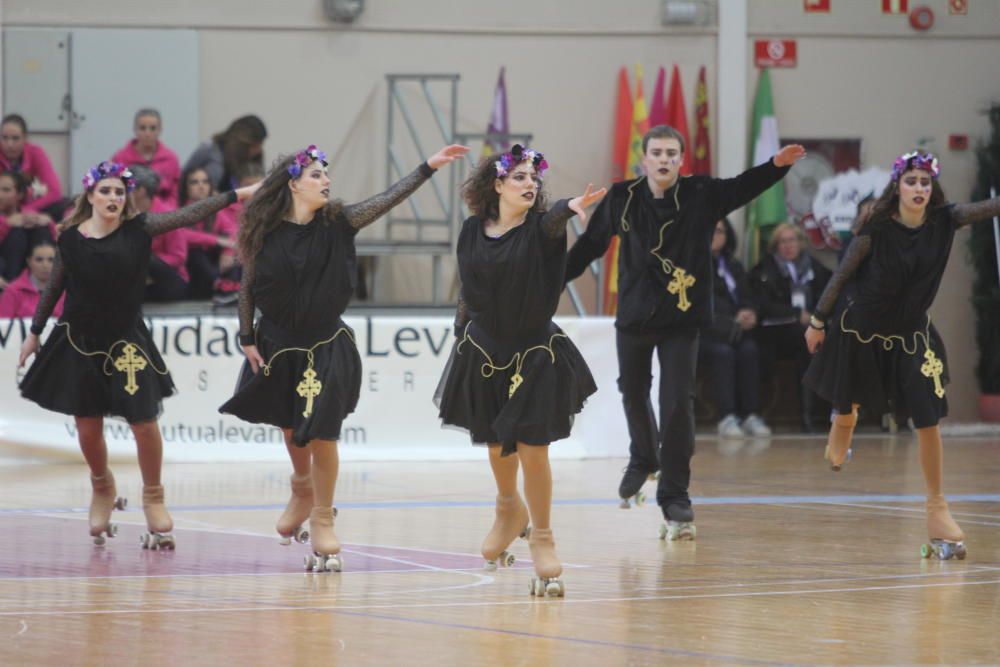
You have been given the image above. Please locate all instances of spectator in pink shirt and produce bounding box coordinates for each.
[0,114,63,218]
[0,170,56,286]
[0,238,64,318]
[129,165,186,302]
[112,109,181,203]
[181,165,237,298]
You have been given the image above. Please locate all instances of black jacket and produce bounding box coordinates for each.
[703,254,756,344]
[565,159,790,332]
[749,252,831,325]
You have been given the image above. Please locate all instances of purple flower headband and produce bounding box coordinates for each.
[495,144,548,178]
[288,145,328,178]
[891,151,940,181]
[82,161,135,192]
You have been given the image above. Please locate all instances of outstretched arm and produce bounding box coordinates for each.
[714,144,805,217]
[541,184,608,239]
[564,194,615,284]
[144,182,260,236]
[951,196,1000,229]
[805,233,872,353]
[20,250,68,366]
[341,144,469,231]
[237,253,265,373]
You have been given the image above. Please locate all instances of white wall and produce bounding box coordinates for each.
[3,0,998,420]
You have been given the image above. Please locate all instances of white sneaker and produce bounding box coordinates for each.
[717,414,743,438]
[742,414,772,437]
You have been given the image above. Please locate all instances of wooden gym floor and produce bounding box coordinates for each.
[0,434,998,666]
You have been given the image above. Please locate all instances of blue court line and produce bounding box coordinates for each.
[2,493,998,515]
[331,608,807,667]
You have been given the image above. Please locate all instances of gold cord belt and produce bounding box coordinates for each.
[257,327,355,418]
[58,322,168,396]
[838,309,945,398]
[457,322,567,398]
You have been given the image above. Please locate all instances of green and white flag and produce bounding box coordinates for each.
[746,68,787,265]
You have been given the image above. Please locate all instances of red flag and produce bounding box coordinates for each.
[664,65,692,176]
[882,0,908,13]
[648,66,667,127]
[604,67,635,314]
[611,67,633,183]
[690,66,712,176]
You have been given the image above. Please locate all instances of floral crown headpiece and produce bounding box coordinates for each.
[287,145,328,178]
[495,144,548,178]
[891,151,940,181]
[82,161,135,192]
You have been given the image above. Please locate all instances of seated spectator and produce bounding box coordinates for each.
[700,218,770,438]
[0,170,55,286]
[112,108,181,202]
[0,238,64,318]
[181,165,236,298]
[130,165,187,302]
[210,162,264,305]
[183,114,267,193]
[0,114,63,219]
[750,222,831,432]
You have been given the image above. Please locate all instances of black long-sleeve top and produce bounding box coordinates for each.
[30,191,238,339]
[238,163,434,345]
[565,159,790,332]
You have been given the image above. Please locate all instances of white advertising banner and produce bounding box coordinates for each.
[0,316,630,462]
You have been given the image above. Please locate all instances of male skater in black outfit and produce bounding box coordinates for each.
[565,125,804,538]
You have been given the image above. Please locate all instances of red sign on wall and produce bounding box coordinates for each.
[804,0,830,11]
[754,40,798,68]
[882,0,909,13]
[949,0,967,15]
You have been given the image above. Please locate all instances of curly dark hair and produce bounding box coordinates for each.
[461,154,548,221]
[237,153,343,263]
[865,156,947,233]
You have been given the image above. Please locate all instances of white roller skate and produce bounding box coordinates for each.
[139,484,175,550]
[277,474,313,545]
[658,502,697,541]
[304,507,343,572]
[89,471,127,546]
[618,465,659,509]
[527,528,564,597]
[482,494,530,571]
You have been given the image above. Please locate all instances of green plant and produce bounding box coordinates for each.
[969,103,1000,394]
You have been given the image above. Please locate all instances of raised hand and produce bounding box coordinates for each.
[568,184,608,224]
[427,145,470,170]
[236,180,263,202]
[774,144,806,168]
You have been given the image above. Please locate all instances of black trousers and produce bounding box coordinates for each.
[616,327,698,509]
[699,336,761,418]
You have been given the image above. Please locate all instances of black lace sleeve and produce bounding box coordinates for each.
[342,163,435,231]
[454,289,470,337]
[950,197,1000,229]
[143,191,238,237]
[539,199,573,239]
[29,249,67,335]
[237,253,257,346]
[813,234,871,322]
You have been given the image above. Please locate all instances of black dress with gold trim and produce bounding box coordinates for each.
[435,200,597,455]
[219,163,435,446]
[804,199,1000,428]
[20,192,239,423]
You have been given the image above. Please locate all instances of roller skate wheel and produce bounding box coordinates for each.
[295,527,310,544]
[920,543,932,559]
[325,555,342,572]
[500,551,516,567]
[93,535,106,546]
[618,499,631,509]
[634,491,645,507]
[956,545,967,560]
[483,560,498,572]
[304,555,315,571]
[279,536,292,546]
[139,533,149,549]
[529,577,544,596]
[520,525,532,540]
[545,579,565,597]
[108,524,118,538]
[160,535,176,550]
[114,497,127,511]
[658,523,667,540]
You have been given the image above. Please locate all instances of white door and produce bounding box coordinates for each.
[69,29,199,195]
